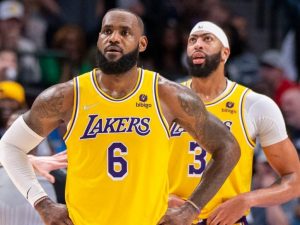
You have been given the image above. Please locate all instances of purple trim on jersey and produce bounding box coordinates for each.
[240,88,255,148]
[153,73,170,137]
[92,69,143,102]
[205,82,237,106]
[63,77,79,141]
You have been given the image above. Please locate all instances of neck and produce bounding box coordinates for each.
[96,66,139,99]
[191,71,227,102]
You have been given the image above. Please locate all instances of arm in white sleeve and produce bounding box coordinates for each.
[0,115,48,206]
[245,92,288,147]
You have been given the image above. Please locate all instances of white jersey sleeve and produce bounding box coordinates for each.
[244,91,288,147]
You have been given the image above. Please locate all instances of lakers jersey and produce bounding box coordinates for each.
[64,68,170,225]
[169,79,255,219]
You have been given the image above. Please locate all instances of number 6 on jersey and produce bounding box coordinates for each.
[108,142,128,180]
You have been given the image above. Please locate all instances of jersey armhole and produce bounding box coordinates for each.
[63,76,80,141]
[153,73,170,138]
[240,89,256,148]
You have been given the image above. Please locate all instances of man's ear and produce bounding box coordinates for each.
[222,47,230,63]
[139,36,148,53]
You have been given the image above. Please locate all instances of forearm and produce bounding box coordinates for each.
[0,143,47,205]
[243,173,300,207]
[188,140,240,209]
[0,116,48,206]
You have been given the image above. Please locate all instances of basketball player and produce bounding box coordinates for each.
[168,21,300,225]
[0,10,240,225]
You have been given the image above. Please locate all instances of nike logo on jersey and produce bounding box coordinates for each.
[83,102,101,110]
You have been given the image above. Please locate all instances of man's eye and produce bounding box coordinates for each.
[103,29,111,35]
[189,38,196,43]
[121,30,129,36]
[204,36,212,41]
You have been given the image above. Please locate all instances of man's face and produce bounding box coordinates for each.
[186,32,224,78]
[96,10,146,74]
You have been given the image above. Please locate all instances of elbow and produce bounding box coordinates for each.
[281,170,300,200]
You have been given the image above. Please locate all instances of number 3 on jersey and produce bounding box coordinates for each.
[188,141,207,177]
[108,142,128,180]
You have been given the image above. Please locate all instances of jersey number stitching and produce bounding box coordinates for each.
[188,141,207,177]
[107,142,128,180]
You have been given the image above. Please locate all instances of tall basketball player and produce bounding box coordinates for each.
[0,10,240,225]
[168,21,300,225]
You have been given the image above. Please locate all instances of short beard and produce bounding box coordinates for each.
[97,46,139,74]
[186,51,221,78]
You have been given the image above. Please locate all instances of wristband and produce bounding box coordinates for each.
[186,199,200,214]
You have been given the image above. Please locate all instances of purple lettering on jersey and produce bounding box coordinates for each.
[170,123,186,137]
[80,114,99,138]
[138,118,151,135]
[116,118,130,132]
[103,118,117,133]
[80,115,151,139]
[127,117,140,132]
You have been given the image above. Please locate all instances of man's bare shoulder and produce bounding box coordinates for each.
[157,75,206,125]
[32,81,74,117]
[158,76,197,100]
[24,81,74,136]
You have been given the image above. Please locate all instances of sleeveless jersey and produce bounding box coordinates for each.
[169,79,255,219]
[64,68,170,225]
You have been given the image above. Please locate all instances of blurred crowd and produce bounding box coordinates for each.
[0,0,300,225]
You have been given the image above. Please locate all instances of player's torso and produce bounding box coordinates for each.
[169,79,255,219]
[64,68,170,225]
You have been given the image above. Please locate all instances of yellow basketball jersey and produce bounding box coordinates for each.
[169,79,255,219]
[64,68,170,225]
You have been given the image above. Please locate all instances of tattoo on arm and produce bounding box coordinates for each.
[177,92,204,135]
[174,87,240,208]
[36,90,64,118]
[177,91,231,155]
[27,85,68,135]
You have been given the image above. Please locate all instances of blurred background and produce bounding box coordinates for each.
[0,0,299,225]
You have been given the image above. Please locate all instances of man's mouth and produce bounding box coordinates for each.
[105,45,123,53]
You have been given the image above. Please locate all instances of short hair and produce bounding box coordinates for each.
[105,8,145,35]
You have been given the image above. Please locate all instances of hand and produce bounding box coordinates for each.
[168,195,186,208]
[29,151,67,183]
[207,195,249,225]
[158,202,198,225]
[35,197,73,225]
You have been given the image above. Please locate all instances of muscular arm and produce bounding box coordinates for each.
[207,93,300,225]
[24,81,74,136]
[158,77,240,210]
[244,94,300,207]
[244,138,300,207]
[0,81,73,206]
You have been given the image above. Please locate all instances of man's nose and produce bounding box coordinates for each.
[109,31,121,43]
[194,39,204,49]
